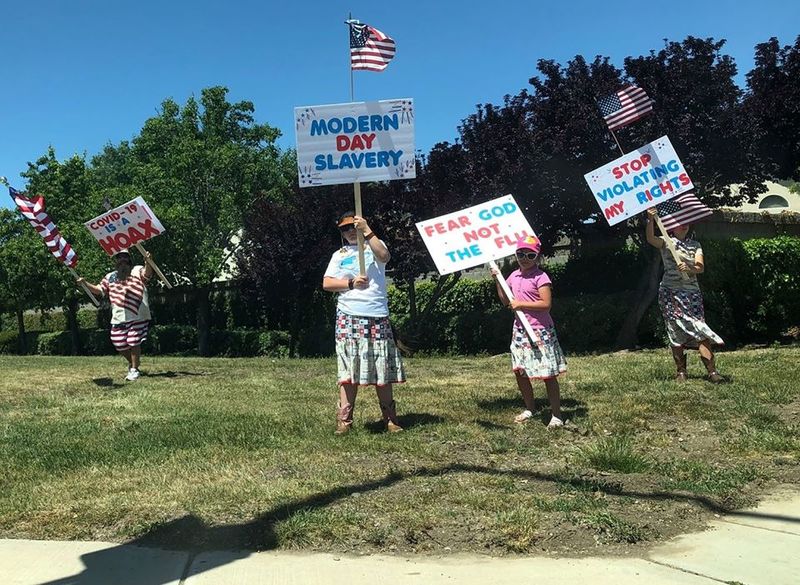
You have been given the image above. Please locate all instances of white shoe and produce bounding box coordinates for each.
[514,410,533,424]
[125,368,140,381]
[547,416,564,429]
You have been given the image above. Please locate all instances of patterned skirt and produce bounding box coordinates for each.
[658,287,724,348]
[510,322,567,380]
[335,310,406,386]
[110,320,150,351]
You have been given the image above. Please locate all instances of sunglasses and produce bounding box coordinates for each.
[516,251,538,260]
[339,224,356,233]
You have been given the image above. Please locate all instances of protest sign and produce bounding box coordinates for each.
[416,195,535,275]
[85,197,166,257]
[294,98,415,187]
[584,135,693,226]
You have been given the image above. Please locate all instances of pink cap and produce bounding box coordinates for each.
[515,235,541,254]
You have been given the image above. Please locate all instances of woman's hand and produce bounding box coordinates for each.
[353,215,371,234]
[489,266,501,277]
[352,275,369,289]
[508,300,525,311]
[76,277,86,286]
[646,208,657,220]
[677,261,691,273]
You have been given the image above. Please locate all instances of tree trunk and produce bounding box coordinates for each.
[65,297,82,356]
[407,277,418,321]
[614,249,662,350]
[196,286,212,357]
[288,300,301,358]
[15,307,27,355]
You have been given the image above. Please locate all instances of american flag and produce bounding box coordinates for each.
[656,192,713,231]
[597,86,654,131]
[348,21,395,72]
[9,187,78,268]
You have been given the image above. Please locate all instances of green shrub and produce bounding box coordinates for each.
[0,330,19,354]
[143,325,197,355]
[37,332,72,355]
[258,330,291,357]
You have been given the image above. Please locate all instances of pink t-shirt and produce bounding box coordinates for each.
[506,268,555,330]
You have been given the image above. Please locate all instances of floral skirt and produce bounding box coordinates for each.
[658,287,724,348]
[510,322,567,380]
[335,310,406,386]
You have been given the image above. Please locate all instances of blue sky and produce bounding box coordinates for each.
[1,0,798,208]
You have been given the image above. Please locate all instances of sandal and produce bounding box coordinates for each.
[514,410,533,424]
[676,371,688,382]
[707,371,724,384]
[547,416,564,430]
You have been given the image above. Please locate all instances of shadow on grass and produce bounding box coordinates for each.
[37,461,800,585]
[363,412,445,434]
[92,377,125,389]
[478,397,588,421]
[145,371,210,378]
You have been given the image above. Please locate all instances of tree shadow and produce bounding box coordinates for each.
[363,412,445,433]
[92,378,124,389]
[34,462,800,585]
[475,419,511,431]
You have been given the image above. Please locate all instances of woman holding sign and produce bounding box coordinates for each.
[77,249,154,381]
[646,208,724,382]
[322,212,405,435]
[492,236,566,429]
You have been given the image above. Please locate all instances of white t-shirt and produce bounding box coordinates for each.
[100,265,152,324]
[324,244,389,317]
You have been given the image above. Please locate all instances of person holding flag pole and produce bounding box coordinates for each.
[2,177,100,307]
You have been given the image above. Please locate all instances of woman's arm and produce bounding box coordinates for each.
[322,275,368,292]
[355,216,390,263]
[645,208,664,249]
[509,284,552,311]
[75,278,102,296]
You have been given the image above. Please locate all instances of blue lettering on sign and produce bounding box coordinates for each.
[309,114,400,136]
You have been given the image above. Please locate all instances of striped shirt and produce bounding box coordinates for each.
[101,265,152,324]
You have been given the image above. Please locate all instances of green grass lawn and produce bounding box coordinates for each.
[1,347,798,556]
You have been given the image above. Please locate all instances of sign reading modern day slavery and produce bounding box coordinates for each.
[294,98,416,187]
[584,135,694,226]
[84,197,166,256]
[416,195,536,275]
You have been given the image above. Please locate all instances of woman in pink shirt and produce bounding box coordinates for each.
[492,236,566,428]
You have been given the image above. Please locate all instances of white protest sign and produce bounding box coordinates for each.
[84,197,166,257]
[294,98,416,187]
[584,135,694,226]
[416,195,535,275]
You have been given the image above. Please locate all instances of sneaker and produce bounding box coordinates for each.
[125,368,140,381]
[514,410,533,424]
[547,416,564,430]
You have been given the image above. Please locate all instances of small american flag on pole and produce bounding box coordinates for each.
[656,192,713,231]
[348,21,396,72]
[597,86,655,131]
[9,186,78,268]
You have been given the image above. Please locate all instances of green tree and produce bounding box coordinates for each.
[92,86,286,355]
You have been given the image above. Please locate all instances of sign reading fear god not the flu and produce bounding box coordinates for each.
[584,135,694,225]
[84,197,166,256]
[416,195,536,275]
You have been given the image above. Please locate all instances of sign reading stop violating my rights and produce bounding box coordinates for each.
[294,99,416,187]
[416,195,536,275]
[84,197,166,256]
[584,135,694,226]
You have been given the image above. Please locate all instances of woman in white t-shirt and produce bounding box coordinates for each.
[78,249,154,381]
[322,212,405,435]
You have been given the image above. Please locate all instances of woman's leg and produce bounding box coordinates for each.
[671,345,688,381]
[544,377,562,420]
[515,370,536,412]
[376,384,402,432]
[698,340,723,382]
[130,345,141,370]
[336,383,358,434]
[120,348,133,368]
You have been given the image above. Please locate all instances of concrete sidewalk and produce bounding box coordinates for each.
[2,487,798,585]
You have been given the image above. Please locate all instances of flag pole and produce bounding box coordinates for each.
[609,129,625,156]
[347,13,366,276]
[67,266,101,307]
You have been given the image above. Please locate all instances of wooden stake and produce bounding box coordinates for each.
[353,182,366,276]
[489,260,543,348]
[654,215,690,281]
[134,243,173,288]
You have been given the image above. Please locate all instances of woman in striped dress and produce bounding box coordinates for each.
[78,249,154,381]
